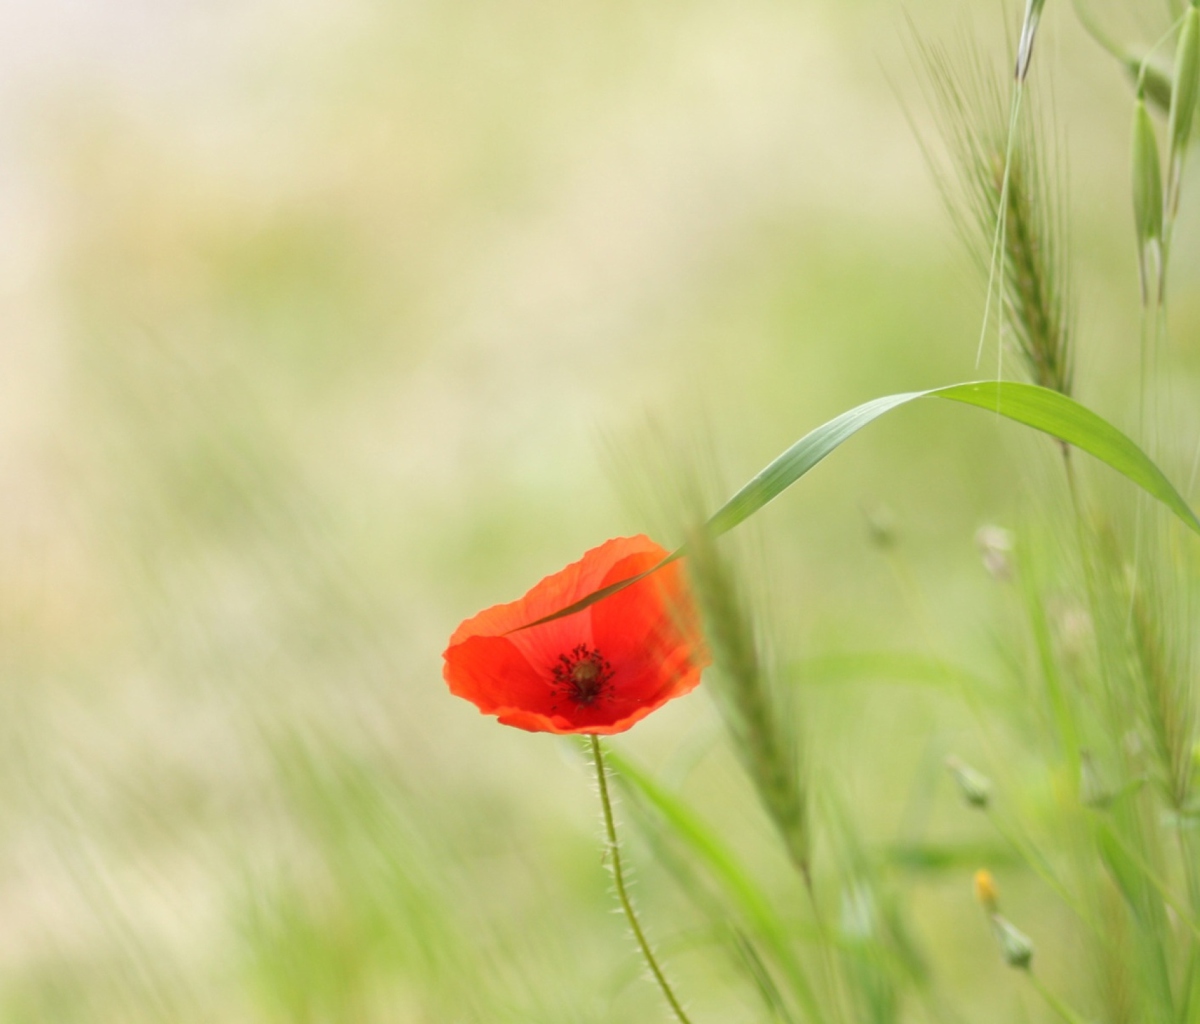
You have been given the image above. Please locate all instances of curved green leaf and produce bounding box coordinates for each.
[704,391,918,537]
[514,380,1199,630]
[936,382,1198,530]
[708,380,1200,539]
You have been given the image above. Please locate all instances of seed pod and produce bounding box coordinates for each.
[946,756,992,809]
[1133,94,1165,245]
[991,916,1034,970]
[1167,5,1200,214]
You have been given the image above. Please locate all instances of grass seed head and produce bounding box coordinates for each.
[1132,93,1165,300]
[999,156,1073,393]
[1167,6,1200,215]
[916,35,1073,394]
[684,525,809,877]
[1128,580,1195,811]
[991,916,1034,970]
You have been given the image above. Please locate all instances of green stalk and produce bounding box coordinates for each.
[799,875,849,1024]
[976,82,1026,378]
[1027,972,1091,1024]
[1180,827,1200,1022]
[1069,0,1126,60]
[591,735,694,1024]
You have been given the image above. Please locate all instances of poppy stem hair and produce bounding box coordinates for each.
[590,735,693,1024]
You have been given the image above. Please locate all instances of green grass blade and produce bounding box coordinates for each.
[930,381,1200,533]
[704,392,920,537]
[605,749,824,1023]
[605,749,790,944]
[708,381,1200,539]
[515,380,1198,630]
[727,928,802,1024]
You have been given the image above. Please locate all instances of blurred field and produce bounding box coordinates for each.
[1,0,1199,1021]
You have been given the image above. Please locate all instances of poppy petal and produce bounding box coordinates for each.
[443,535,706,735]
[596,642,703,722]
[443,634,557,717]
[592,551,704,699]
[446,535,664,644]
[449,536,669,687]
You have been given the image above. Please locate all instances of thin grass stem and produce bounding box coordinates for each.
[1068,0,1126,60]
[1027,972,1091,1024]
[977,82,1026,379]
[799,868,850,1024]
[1153,296,1171,464]
[1176,828,1200,966]
[1181,826,1200,1024]
[883,539,1093,932]
[982,806,1097,933]
[591,735,694,1024]
[1148,13,1189,285]
[1058,452,1200,946]
[1095,816,1200,941]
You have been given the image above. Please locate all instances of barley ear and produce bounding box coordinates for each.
[684,525,809,879]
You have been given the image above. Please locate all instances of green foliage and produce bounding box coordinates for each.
[708,380,1200,541]
[1132,94,1165,299]
[10,0,1200,1022]
[1168,6,1200,215]
[522,381,1199,628]
[682,527,810,879]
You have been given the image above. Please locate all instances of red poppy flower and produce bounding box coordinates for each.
[444,535,708,734]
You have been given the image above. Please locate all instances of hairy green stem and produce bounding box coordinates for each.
[591,735,693,1024]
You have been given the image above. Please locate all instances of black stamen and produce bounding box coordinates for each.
[551,643,614,705]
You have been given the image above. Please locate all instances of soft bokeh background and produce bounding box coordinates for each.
[2,0,1198,1020]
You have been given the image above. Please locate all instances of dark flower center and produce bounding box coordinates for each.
[552,644,614,706]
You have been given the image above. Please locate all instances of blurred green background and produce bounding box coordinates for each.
[1,0,1198,1020]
